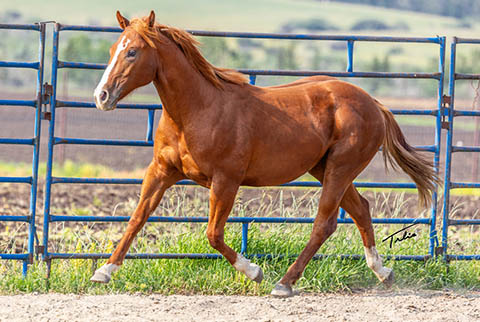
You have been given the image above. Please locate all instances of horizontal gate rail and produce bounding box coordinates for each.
[442,37,480,261]
[40,23,445,264]
[0,23,46,275]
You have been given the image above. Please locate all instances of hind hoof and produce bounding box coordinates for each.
[271,283,293,298]
[382,269,395,288]
[252,267,264,284]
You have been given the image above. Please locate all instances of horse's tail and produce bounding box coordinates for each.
[376,100,439,208]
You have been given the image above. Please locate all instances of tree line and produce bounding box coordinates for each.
[329,0,480,18]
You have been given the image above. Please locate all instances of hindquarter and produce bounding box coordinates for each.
[323,81,386,157]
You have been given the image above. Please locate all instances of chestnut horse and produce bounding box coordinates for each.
[91,11,437,297]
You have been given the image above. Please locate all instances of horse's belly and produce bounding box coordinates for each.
[242,145,323,186]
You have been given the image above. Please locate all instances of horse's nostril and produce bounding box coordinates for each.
[100,90,108,102]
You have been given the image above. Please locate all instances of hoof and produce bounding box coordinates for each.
[252,267,264,284]
[90,263,118,284]
[90,270,111,284]
[382,269,395,288]
[271,283,293,298]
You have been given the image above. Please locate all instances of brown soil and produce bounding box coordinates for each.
[0,290,479,321]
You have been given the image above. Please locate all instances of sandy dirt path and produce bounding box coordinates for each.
[0,290,479,322]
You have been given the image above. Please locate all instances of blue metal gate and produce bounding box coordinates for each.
[0,23,46,275]
[39,23,446,268]
[442,37,480,261]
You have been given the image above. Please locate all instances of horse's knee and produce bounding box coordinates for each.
[312,216,337,243]
[206,230,223,249]
[324,217,338,237]
[325,213,338,234]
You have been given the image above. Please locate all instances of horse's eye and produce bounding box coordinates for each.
[127,49,136,58]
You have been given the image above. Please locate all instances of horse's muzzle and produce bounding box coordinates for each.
[94,87,118,111]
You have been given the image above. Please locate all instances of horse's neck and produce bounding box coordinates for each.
[153,46,221,128]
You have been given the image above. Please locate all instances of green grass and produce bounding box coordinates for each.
[0,159,478,294]
[0,184,479,295]
[1,222,479,295]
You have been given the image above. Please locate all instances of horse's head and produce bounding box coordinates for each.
[94,11,158,111]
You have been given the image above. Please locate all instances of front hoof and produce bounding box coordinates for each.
[382,269,395,288]
[252,267,264,284]
[90,263,119,284]
[90,270,111,284]
[271,283,293,298]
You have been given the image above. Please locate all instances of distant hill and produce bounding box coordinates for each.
[329,0,480,19]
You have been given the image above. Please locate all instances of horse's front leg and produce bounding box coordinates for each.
[206,177,263,283]
[91,160,182,283]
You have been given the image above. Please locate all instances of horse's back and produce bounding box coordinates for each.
[257,77,384,131]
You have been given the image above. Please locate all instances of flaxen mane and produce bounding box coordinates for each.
[129,18,248,89]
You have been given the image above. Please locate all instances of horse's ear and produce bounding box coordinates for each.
[147,10,155,28]
[116,11,130,30]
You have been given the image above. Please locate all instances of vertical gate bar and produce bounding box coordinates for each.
[241,223,249,255]
[146,109,155,142]
[347,40,354,72]
[26,22,46,273]
[42,23,60,261]
[22,260,28,276]
[339,208,346,220]
[429,36,446,258]
[442,37,457,260]
[249,74,256,85]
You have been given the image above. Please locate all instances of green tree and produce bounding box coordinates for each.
[277,43,298,70]
[199,37,252,69]
[62,35,111,86]
[367,54,391,94]
[311,47,322,70]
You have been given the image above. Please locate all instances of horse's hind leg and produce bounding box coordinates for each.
[340,184,394,286]
[91,160,182,283]
[271,154,361,297]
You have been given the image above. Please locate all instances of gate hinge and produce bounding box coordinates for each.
[42,83,53,104]
[441,95,451,129]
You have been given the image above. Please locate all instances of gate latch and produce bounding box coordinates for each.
[41,83,53,120]
[441,95,451,130]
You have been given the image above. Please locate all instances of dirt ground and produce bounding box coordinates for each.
[0,289,479,322]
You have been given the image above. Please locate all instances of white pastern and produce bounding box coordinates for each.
[94,35,131,101]
[233,254,261,281]
[364,246,392,282]
[90,263,119,283]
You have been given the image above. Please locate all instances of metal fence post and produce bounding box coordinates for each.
[442,38,456,260]
[428,36,446,258]
[42,23,61,262]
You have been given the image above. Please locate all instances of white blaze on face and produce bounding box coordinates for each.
[94,35,131,106]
